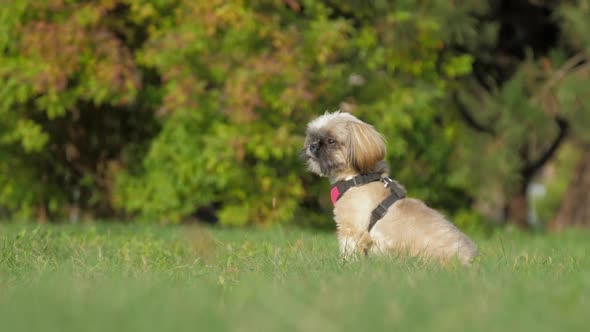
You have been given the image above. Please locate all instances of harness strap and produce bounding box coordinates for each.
[331,174,406,232]
[368,182,406,231]
[331,173,383,204]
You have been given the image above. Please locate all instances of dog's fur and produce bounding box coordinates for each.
[301,111,478,265]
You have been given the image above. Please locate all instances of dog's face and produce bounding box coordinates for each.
[301,111,387,179]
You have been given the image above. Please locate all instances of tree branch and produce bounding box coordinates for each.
[536,53,587,100]
[523,116,569,177]
[452,92,496,135]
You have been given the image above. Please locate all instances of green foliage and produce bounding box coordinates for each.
[0,0,160,220]
[0,224,589,331]
[115,0,479,224]
[453,68,560,197]
[451,0,590,225]
[534,143,581,225]
[7,0,567,226]
[558,0,590,55]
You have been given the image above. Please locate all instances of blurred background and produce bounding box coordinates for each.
[0,0,589,232]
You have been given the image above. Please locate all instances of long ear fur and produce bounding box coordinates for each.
[347,121,386,173]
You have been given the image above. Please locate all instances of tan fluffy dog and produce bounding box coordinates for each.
[301,111,478,265]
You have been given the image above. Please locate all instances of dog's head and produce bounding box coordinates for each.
[301,111,387,180]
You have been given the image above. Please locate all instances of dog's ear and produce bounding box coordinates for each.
[347,121,386,172]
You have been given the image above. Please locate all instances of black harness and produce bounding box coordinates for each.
[331,173,406,231]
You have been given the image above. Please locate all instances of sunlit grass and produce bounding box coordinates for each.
[0,224,588,332]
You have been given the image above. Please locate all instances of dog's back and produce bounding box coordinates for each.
[334,182,478,265]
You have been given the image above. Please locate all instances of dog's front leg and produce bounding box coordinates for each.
[339,235,359,258]
[338,232,372,259]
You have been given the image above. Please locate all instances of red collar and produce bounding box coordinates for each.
[330,186,341,205]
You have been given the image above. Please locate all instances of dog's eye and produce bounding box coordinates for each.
[327,138,336,145]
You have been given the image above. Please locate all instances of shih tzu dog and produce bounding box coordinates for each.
[301,111,478,265]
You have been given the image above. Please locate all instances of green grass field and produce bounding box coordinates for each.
[0,224,588,332]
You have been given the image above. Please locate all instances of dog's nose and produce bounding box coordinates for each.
[309,143,319,154]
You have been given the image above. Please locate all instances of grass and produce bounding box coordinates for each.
[0,223,588,332]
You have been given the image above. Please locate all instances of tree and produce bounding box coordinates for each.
[0,0,163,221]
[548,0,590,230]
[450,0,587,228]
[550,145,590,230]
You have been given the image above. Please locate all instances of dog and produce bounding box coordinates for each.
[301,111,478,265]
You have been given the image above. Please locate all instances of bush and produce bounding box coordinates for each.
[1,1,480,225]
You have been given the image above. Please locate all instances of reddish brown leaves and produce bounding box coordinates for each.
[18,2,139,102]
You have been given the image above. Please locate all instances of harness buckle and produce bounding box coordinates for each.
[381,177,393,188]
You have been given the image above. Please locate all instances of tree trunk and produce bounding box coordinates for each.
[506,184,529,229]
[550,145,590,231]
[37,203,48,224]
